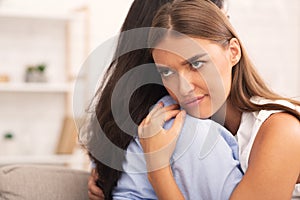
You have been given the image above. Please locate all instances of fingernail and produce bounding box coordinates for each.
[149,102,163,112]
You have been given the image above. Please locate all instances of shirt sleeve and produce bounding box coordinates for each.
[112,139,157,200]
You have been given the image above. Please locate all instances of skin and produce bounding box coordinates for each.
[140,36,300,199]
[88,168,104,200]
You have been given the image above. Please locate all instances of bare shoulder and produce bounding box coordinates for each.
[250,112,300,181]
[254,112,300,156]
[232,112,300,199]
[260,112,300,140]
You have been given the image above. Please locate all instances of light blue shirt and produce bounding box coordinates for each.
[112,95,243,199]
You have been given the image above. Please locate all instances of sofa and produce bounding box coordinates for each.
[0,164,89,200]
[2,164,299,200]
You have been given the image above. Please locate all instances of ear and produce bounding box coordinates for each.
[228,38,241,67]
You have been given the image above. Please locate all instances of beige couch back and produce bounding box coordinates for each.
[0,164,89,200]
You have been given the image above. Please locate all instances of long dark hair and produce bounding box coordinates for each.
[82,0,225,199]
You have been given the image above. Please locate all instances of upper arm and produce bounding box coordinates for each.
[112,140,157,200]
[231,112,300,200]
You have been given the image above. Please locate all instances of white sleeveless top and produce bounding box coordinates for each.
[235,96,300,199]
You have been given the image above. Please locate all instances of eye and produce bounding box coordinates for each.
[191,61,204,69]
[159,69,174,77]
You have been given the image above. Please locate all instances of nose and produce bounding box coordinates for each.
[178,73,194,96]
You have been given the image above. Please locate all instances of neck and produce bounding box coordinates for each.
[212,100,242,135]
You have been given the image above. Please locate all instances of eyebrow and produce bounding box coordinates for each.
[155,65,170,71]
[181,53,207,65]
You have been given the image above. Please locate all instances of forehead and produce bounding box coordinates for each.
[152,36,214,63]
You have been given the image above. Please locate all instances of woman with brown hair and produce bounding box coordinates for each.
[140,0,300,199]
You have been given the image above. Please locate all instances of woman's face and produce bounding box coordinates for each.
[152,36,240,119]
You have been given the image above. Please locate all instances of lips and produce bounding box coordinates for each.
[182,95,206,107]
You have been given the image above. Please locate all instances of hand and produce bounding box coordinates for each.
[88,168,105,200]
[138,102,186,172]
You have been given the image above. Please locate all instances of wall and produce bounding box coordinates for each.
[87,0,134,51]
[230,0,300,98]
[73,0,134,118]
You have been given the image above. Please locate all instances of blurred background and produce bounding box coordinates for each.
[0,0,299,171]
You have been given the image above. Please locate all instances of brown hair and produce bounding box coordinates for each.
[149,0,300,120]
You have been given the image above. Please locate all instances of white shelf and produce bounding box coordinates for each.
[0,83,70,93]
[0,5,89,164]
[0,10,72,21]
[0,154,73,166]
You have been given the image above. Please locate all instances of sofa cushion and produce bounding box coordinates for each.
[0,164,89,200]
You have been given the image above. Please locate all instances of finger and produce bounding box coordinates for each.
[90,184,104,197]
[158,110,181,127]
[88,176,95,188]
[91,168,99,180]
[152,104,180,119]
[160,103,180,112]
[149,101,164,113]
[88,190,103,200]
[140,109,181,139]
[140,123,164,138]
[140,118,146,127]
[88,173,104,198]
[139,118,161,139]
[138,118,146,138]
[145,102,164,124]
[169,110,186,136]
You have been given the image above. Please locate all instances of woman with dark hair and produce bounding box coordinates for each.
[86,1,173,199]
[140,0,300,199]
[85,0,234,199]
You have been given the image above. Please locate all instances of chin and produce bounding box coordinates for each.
[185,108,212,119]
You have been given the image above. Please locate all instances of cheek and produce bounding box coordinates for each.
[208,47,233,77]
[162,80,179,103]
[168,91,179,103]
[218,59,232,89]
[162,80,179,101]
[213,61,232,103]
[201,57,232,104]
[211,54,232,87]
[218,62,232,86]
